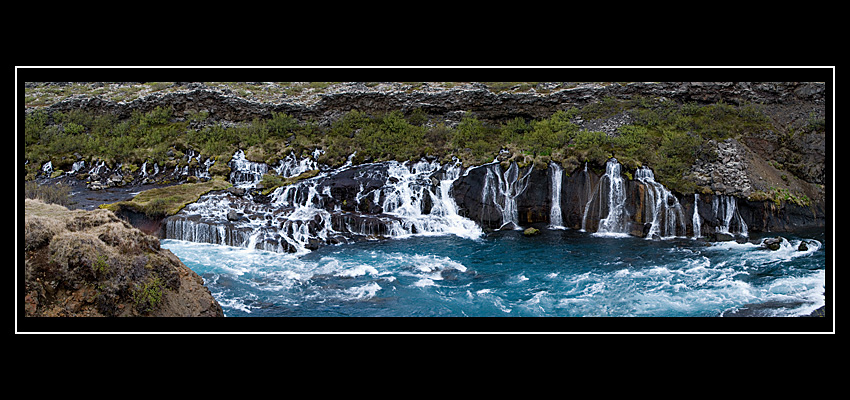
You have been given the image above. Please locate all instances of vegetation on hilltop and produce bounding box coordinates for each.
[25,90,793,195]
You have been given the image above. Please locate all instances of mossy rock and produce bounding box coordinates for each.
[523,227,540,236]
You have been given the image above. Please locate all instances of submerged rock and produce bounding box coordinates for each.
[713,232,737,242]
[762,236,784,251]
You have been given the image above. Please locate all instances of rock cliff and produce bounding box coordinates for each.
[24,198,223,317]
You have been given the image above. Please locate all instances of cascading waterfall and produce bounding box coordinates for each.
[69,160,85,175]
[712,194,748,237]
[274,151,319,178]
[635,166,686,238]
[693,193,702,239]
[581,162,593,232]
[481,162,533,230]
[229,149,268,188]
[595,158,630,236]
[381,159,483,239]
[166,155,483,254]
[549,162,565,229]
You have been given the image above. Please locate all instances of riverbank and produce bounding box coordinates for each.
[23,198,223,317]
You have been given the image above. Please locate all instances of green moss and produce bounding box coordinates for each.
[749,187,812,207]
[523,227,540,236]
[260,169,320,195]
[101,177,232,218]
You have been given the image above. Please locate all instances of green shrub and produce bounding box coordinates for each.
[132,276,164,313]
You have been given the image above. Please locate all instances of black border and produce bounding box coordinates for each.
[16,66,834,334]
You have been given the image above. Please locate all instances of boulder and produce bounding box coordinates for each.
[226,209,242,221]
[226,186,246,196]
[713,232,736,242]
[762,236,784,251]
[798,241,808,251]
[523,227,540,236]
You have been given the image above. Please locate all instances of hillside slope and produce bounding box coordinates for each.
[24,198,223,317]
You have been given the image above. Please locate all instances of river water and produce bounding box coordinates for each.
[161,226,826,320]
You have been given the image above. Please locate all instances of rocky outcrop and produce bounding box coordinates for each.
[24,199,223,317]
[34,82,826,127]
[690,138,754,197]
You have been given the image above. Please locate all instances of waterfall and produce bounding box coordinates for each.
[693,193,702,239]
[380,159,483,239]
[635,166,686,238]
[229,149,268,188]
[595,158,630,236]
[88,161,107,177]
[41,161,53,176]
[712,195,748,237]
[481,162,532,230]
[549,162,565,229]
[166,156,483,254]
[69,160,85,175]
[581,162,593,232]
[273,150,319,178]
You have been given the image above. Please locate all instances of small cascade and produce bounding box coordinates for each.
[692,193,702,239]
[68,160,85,175]
[166,155,483,254]
[712,194,748,237]
[581,162,593,232]
[41,161,53,177]
[229,149,268,188]
[595,158,629,236]
[196,157,215,180]
[481,162,533,230]
[635,166,686,238]
[273,150,320,178]
[88,161,107,178]
[549,162,565,229]
[380,159,483,239]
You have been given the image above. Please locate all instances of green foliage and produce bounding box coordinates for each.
[132,276,164,313]
[355,110,425,161]
[94,254,110,275]
[268,112,299,139]
[25,92,777,196]
[750,187,812,207]
[450,113,501,164]
[518,110,578,156]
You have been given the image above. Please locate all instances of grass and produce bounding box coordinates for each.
[100,177,232,217]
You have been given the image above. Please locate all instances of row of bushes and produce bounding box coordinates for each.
[24,96,774,195]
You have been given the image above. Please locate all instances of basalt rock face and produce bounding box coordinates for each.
[450,159,824,238]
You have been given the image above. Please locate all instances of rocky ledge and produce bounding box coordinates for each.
[24,198,223,317]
